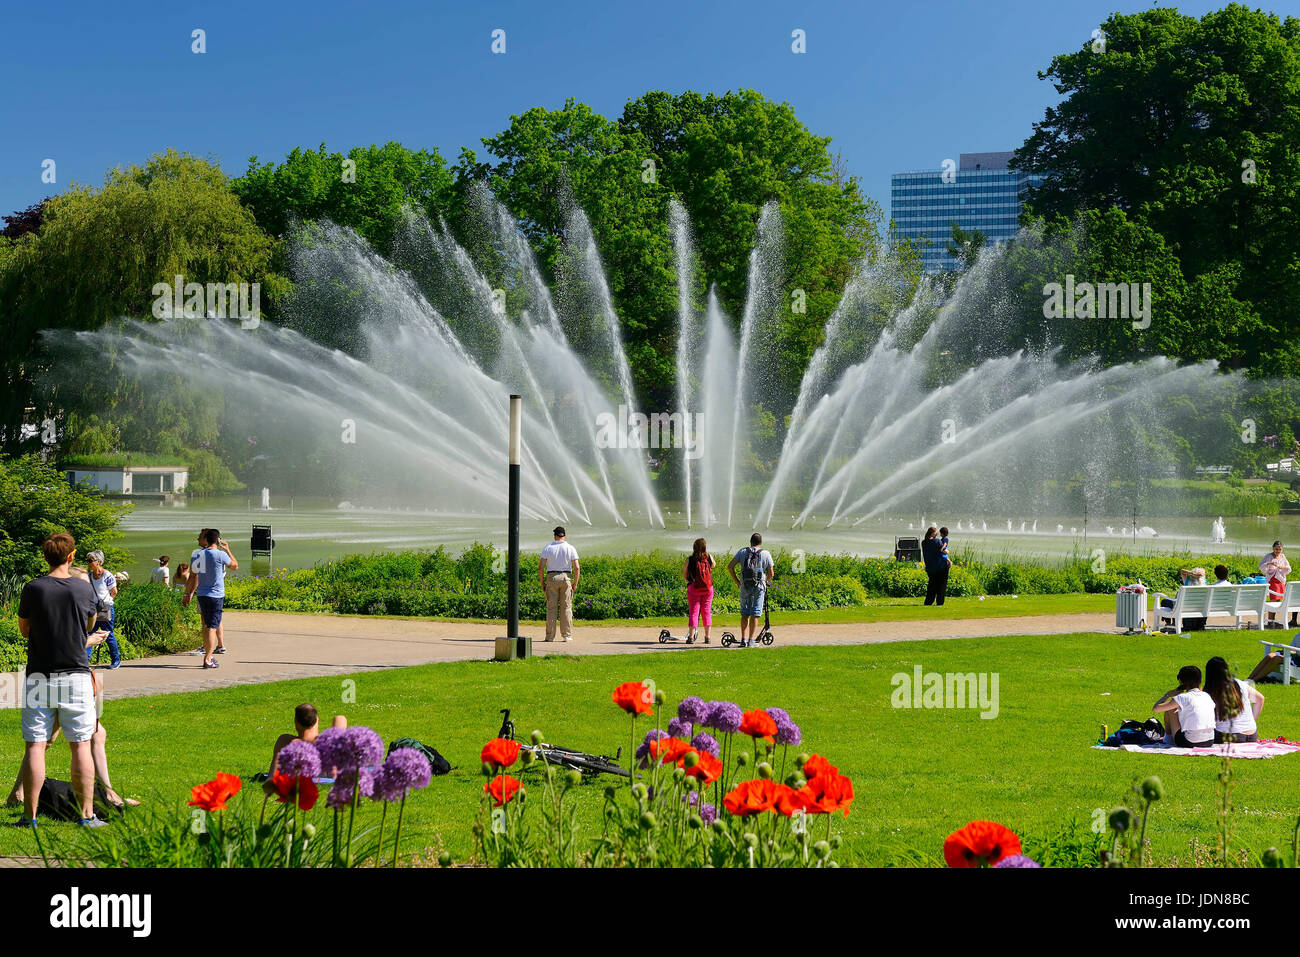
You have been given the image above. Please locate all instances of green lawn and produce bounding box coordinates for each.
[2,629,1295,867]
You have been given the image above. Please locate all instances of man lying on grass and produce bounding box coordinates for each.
[269,702,348,779]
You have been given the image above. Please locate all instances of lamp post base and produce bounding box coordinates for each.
[493,635,532,661]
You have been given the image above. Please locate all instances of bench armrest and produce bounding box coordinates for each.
[1258,639,1300,653]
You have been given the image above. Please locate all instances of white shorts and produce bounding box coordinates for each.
[21,672,98,743]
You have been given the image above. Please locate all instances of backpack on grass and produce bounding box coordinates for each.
[388,737,452,776]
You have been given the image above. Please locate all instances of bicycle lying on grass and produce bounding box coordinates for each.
[497,709,628,778]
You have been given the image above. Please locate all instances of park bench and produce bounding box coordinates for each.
[1258,638,1300,685]
[1263,580,1300,627]
[1152,584,1268,632]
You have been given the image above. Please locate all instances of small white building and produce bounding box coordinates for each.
[65,464,189,496]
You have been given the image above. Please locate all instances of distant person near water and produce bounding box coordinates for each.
[173,562,191,591]
[921,526,949,606]
[150,555,171,586]
[1261,540,1293,628]
[728,532,773,644]
[182,528,238,668]
[539,526,580,642]
[684,538,716,644]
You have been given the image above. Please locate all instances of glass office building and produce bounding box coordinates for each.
[890,151,1043,273]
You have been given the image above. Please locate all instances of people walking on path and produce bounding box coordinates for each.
[84,550,121,669]
[728,532,774,644]
[15,532,109,828]
[539,526,580,642]
[922,526,949,606]
[684,538,716,644]
[182,528,238,668]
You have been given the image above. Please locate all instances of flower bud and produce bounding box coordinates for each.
[794,753,810,769]
[603,785,617,801]
[639,811,657,831]
[481,761,495,777]
[683,751,700,768]
[785,773,805,788]
[301,823,317,840]
[742,832,759,848]
[438,851,453,867]
[829,834,842,849]
[632,783,648,802]
[813,840,831,859]
[736,752,750,767]
[531,729,545,745]
[673,766,686,782]
[687,814,703,830]
[757,762,773,779]
[521,750,536,766]
[565,770,583,788]
[1262,847,1284,868]
[1107,806,1135,833]
[1141,776,1164,802]
[654,689,666,705]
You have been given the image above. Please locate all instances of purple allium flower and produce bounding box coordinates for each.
[993,854,1041,869]
[776,723,802,746]
[373,748,432,802]
[699,803,717,825]
[317,726,384,774]
[326,767,375,809]
[635,728,668,768]
[277,739,321,779]
[704,701,742,734]
[691,732,720,757]
[678,696,710,725]
[667,717,693,739]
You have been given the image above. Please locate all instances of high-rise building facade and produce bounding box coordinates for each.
[890,151,1043,273]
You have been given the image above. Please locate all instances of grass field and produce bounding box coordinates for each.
[2,629,1296,867]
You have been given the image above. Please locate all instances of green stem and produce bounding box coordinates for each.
[1136,799,1151,868]
[345,773,360,867]
[393,795,407,868]
[284,803,294,868]
[332,807,339,867]
[377,801,388,866]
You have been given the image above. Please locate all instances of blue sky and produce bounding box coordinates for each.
[3,0,1297,223]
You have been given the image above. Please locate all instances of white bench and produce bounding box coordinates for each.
[1264,580,1300,626]
[1258,638,1300,685]
[1152,584,1268,631]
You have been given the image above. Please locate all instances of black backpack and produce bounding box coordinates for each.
[388,737,452,776]
[38,778,120,821]
[741,547,765,586]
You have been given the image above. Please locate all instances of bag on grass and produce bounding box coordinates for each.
[38,778,120,821]
[388,737,452,775]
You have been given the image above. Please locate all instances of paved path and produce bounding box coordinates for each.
[24,610,1113,701]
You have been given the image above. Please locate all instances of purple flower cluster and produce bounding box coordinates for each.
[326,767,375,809]
[699,803,718,825]
[704,701,742,734]
[316,726,384,774]
[690,732,720,757]
[678,696,710,725]
[277,739,321,779]
[765,707,802,746]
[635,728,668,768]
[993,855,1041,869]
[667,717,693,739]
[373,748,433,803]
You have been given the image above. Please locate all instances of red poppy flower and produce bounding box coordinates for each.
[188,772,242,812]
[480,737,522,770]
[611,682,654,716]
[484,774,522,807]
[723,778,783,817]
[683,751,723,785]
[794,770,854,817]
[269,772,319,811]
[802,754,837,780]
[943,820,1022,868]
[771,784,807,817]
[649,737,695,765]
[739,709,778,743]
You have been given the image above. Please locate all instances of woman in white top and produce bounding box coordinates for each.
[1152,665,1217,747]
[1204,656,1264,744]
[150,555,171,586]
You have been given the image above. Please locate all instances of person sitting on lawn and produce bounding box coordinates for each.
[1152,665,1216,747]
[269,702,348,777]
[1204,656,1263,744]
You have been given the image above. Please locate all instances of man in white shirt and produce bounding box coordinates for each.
[539,526,580,642]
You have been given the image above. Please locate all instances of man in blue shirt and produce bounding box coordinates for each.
[182,528,239,669]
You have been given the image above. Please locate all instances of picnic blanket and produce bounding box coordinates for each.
[1093,737,1300,759]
